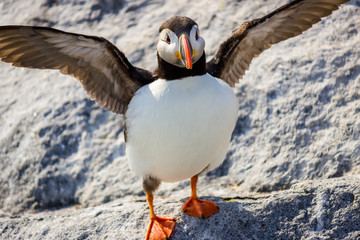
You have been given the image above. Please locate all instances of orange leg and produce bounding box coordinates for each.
[145,193,176,240]
[182,175,219,219]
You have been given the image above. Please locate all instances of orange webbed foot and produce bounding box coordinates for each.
[182,196,219,219]
[145,216,176,240]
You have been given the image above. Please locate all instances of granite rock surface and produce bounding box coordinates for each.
[0,0,359,239]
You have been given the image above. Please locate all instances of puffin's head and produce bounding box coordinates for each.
[157,16,205,70]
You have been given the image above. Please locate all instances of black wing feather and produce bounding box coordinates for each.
[0,26,154,114]
[207,0,349,87]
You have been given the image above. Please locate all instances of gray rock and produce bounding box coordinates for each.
[0,0,359,239]
[0,177,359,239]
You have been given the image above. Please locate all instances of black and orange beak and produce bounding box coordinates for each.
[178,34,193,69]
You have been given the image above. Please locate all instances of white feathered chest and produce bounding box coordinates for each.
[125,73,238,182]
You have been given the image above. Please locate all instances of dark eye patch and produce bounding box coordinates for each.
[165,34,171,44]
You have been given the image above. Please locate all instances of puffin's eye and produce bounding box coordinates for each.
[165,34,171,44]
[195,30,199,41]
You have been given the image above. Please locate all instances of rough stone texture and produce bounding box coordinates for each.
[0,0,359,239]
[1,177,359,239]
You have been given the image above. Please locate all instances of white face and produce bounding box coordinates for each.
[157,25,205,68]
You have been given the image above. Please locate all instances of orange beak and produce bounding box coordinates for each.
[179,34,193,69]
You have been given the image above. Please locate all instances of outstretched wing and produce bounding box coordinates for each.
[207,0,349,87]
[0,26,154,114]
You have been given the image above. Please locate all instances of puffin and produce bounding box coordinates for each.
[0,0,349,239]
